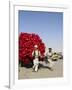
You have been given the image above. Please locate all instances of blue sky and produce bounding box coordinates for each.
[19,10,63,52]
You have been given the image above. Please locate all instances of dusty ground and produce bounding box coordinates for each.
[18,59,63,79]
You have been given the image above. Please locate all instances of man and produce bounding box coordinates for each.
[32,45,40,72]
[46,48,54,70]
[39,48,54,71]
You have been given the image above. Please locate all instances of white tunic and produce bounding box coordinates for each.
[46,51,54,68]
[32,50,40,65]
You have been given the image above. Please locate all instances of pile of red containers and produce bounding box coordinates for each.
[19,32,45,65]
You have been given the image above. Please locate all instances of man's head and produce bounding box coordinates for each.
[34,45,38,50]
[48,48,52,52]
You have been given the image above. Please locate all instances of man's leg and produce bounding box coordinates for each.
[33,65,35,69]
[32,60,35,71]
[48,59,54,71]
[35,64,38,72]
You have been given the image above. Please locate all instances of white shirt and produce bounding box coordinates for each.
[46,52,52,58]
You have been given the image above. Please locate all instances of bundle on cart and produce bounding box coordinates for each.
[19,32,45,67]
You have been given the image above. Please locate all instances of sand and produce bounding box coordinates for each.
[18,59,63,79]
